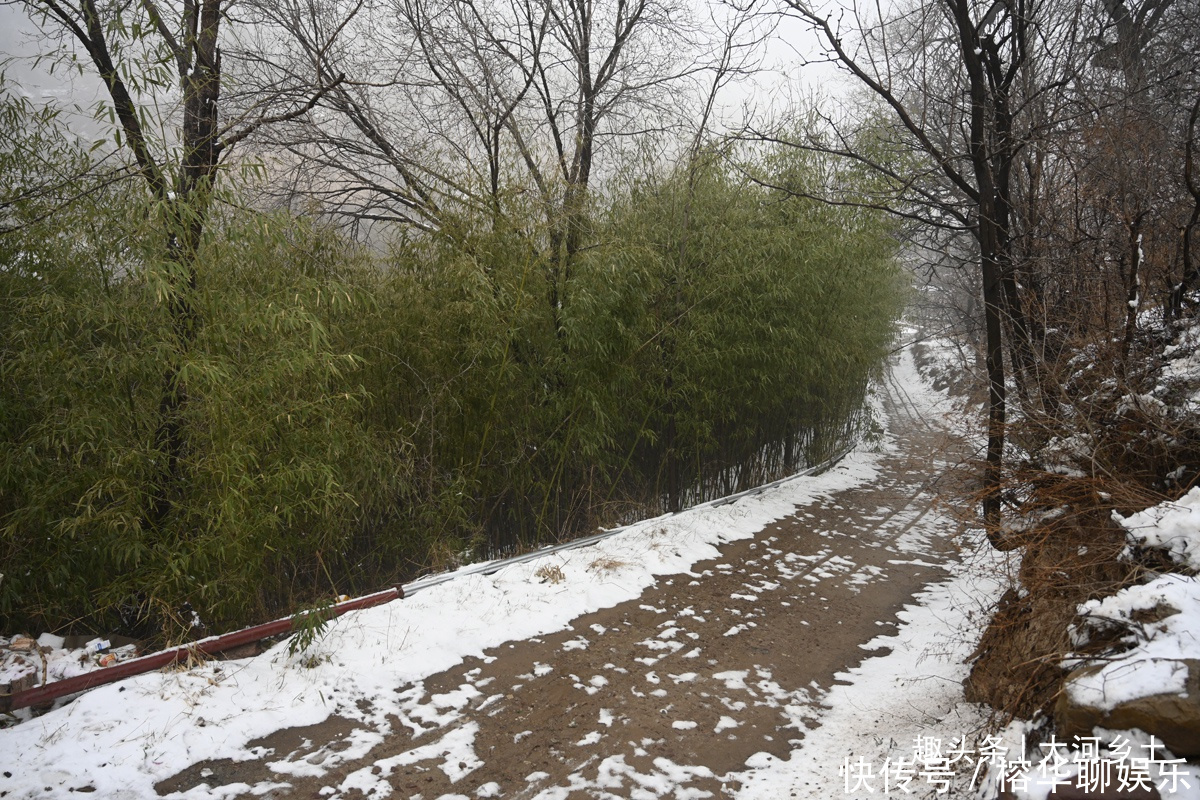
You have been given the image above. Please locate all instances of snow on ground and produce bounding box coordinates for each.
[1066,572,1200,711]
[1118,488,1200,571]
[731,535,1009,800]
[19,343,1180,800]
[0,634,138,688]
[735,341,1200,800]
[978,435,1200,800]
[702,339,1014,798]
[1002,725,1200,800]
[986,490,1200,800]
[1,380,902,798]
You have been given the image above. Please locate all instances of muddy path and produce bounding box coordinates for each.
[159,375,971,799]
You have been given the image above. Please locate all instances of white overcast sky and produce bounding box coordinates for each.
[0,1,854,148]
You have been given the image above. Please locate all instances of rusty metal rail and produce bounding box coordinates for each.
[2,587,403,713]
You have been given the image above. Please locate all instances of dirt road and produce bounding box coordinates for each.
[158,372,971,800]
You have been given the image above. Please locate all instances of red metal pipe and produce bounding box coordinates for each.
[3,586,404,713]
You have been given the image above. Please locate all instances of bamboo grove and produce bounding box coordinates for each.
[0,85,905,638]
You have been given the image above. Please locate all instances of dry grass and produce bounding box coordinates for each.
[965,475,1148,722]
[919,309,1200,733]
[587,557,628,574]
[534,564,566,584]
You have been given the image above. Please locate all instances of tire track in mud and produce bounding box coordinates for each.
[159,373,972,800]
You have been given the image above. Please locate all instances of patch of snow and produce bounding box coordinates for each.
[336,723,482,796]
[1116,487,1200,571]
[1065,573,1200,711]
[730,534,1010,799]
[713,670,749,691]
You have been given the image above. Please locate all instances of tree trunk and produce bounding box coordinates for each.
[980,219,1009,536]
[148,0,223,530]
[1170,96,1200,319]
[949,0,1012,538]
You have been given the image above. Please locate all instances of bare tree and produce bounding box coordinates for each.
[251,0,711,233]
[765,0,1060,538]
[771,0,1200,539]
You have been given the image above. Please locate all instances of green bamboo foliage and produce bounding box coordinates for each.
[1,195,392,638]
[605,155,904,509]
[1,112,904,639]
[338,153,904,555]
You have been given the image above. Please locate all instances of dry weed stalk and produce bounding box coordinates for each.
[587,557,628,574]
[534,564,566,584]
